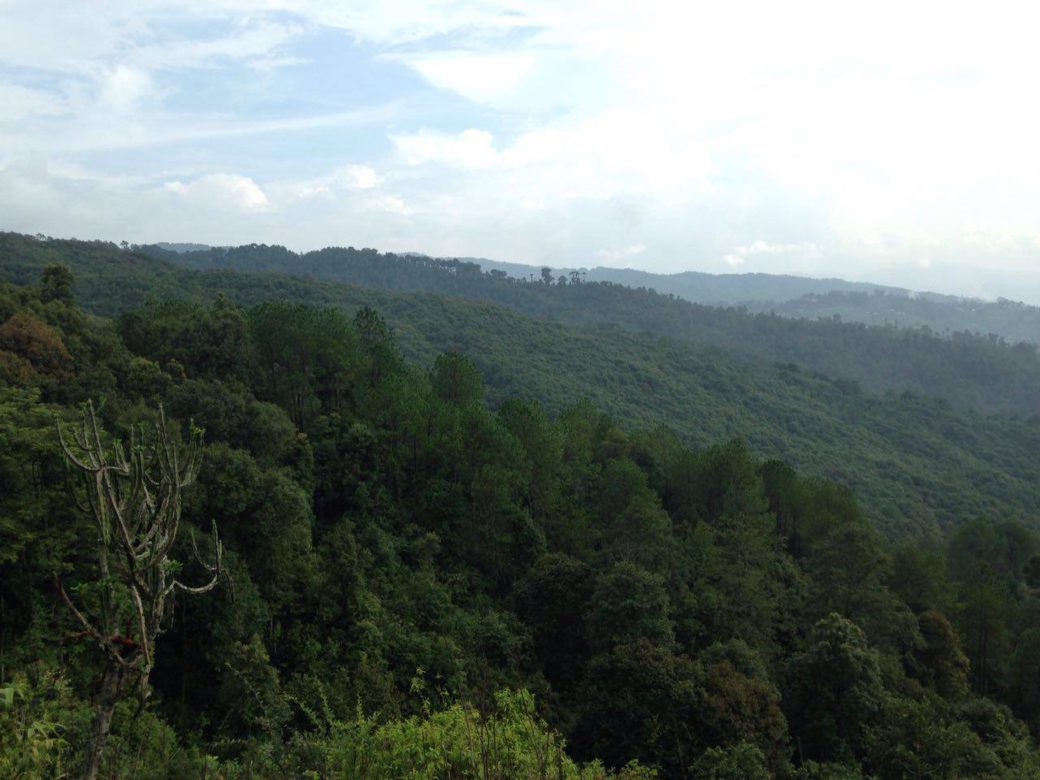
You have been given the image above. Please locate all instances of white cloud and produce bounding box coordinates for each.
[406,53,537,105]
[163,173,270,213]
[372,194,409,214]
[393,128,498,168]
[287,164,381,199]
[97,65,154,113]
[391,113,713,205]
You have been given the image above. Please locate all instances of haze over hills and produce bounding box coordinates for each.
[151,242,990,305]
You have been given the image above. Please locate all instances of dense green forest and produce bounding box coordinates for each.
[5,260,1040,778]
[2,234,1039,541]
[132,239,1040,417]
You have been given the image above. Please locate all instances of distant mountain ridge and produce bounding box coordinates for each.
[467,257,907,303]
[406,254,1040,344]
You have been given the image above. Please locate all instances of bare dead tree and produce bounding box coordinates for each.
[55,401,222,780]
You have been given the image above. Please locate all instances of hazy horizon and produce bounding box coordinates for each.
[4,2,1040,302]
[9,227,1040,306]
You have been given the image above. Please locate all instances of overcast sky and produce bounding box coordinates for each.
[3,1,1040,300]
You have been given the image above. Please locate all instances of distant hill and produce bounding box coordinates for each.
[133,240,1040,417]
[2,232,1039,540]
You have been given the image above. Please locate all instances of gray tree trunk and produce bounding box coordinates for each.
[80,664,123,780]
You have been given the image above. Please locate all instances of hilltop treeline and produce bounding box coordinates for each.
[3,270,1040,777]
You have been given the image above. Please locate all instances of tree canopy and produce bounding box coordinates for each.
[2,255,1040,777]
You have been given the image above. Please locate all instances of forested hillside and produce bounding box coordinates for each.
[2,234,1039,540]
[131,239,1040,417]
[5,266,1040,778]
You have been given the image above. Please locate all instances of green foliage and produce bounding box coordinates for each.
[913,609,970,697]
[576,639,700,774]
[689,742,770,780]
[784,614,884,763]
[1,259,1040,777]
[40,263,74,306]
[585,563,673,653]
[431,352,485,407]
[0,669,82,778]
[307,688,654,779]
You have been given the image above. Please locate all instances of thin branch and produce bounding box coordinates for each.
[53,575,122,665]
[53,575,101,641]
[56,421,94,472]
[129,585,152,671]
[173,526,222,595]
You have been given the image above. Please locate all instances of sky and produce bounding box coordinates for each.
[3,1,1040,301]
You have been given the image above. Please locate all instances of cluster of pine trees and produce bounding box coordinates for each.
[3,265,1040,777]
